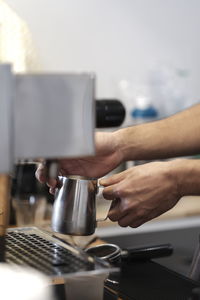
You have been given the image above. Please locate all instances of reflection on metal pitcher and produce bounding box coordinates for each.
[52,176,102,236]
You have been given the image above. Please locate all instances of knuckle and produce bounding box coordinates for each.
[118,219,128,227]
[134,208,145,219]
[130,220,144,228]
[108,212,119,222]
[109,215,118,222]
[117,205,128,216]
[120,198,131,213]
[113,186,124,198]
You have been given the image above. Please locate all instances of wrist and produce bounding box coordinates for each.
[113,127,136,162]
[169,159,200,197]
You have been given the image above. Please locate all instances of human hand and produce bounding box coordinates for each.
[35,131,124,193]
[100,161,181,228]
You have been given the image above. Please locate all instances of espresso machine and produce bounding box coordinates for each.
[0,64,121,300]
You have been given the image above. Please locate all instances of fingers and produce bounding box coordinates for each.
[35,163,58,189]
[100,172,128,200]
[100,170,127,187]
[108,202,145,228]
[35,164,45,183]
[108,195,157,228]
[107,197,163,228]
[102,183,120,200]
[100,170,137,226]
[116,213,145,228]
[108,198,128,221]
[49,187,56,194]
[46,178,57,189]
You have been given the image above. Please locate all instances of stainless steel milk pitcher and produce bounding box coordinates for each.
[51,176,104,235]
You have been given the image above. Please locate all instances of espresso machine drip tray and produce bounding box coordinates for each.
[5,227,112,279]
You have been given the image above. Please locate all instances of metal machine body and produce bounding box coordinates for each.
[0,63,95,258]
[14,73,95,160]
[0,65,14,174]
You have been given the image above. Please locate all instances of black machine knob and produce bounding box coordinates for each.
[96,99,126,128]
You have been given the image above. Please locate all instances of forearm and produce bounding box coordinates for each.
[114,104,200,161]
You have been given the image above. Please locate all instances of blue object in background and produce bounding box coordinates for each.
[131,96,158,124]
[131,106,158,119]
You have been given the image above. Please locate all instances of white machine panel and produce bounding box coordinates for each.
[14,73,95,160]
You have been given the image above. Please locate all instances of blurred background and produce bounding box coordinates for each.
[3,0,200,124]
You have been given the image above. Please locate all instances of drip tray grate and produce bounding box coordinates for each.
[6,228,95,276]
